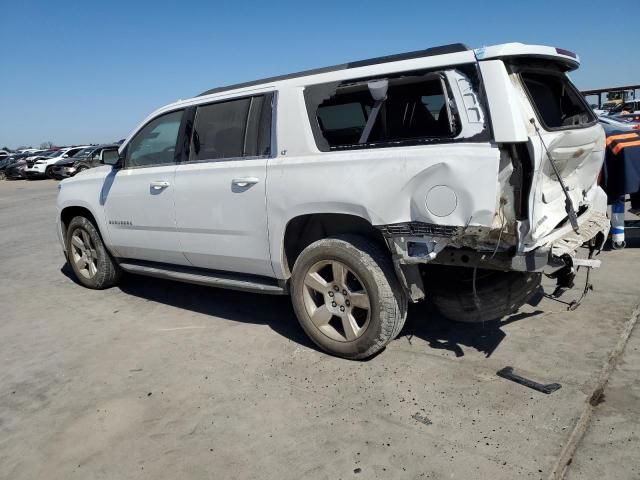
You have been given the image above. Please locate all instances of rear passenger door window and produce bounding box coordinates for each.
[125,110,184,168]
[189,94,272,162]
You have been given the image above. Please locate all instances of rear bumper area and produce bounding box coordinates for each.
[381,187,609,276]
[524,186,610,259]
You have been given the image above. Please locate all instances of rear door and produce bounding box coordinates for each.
[513,67,605,245]
[173,92,274,276]
[103,109,188,265]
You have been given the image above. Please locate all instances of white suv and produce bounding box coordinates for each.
[57,43,609,359]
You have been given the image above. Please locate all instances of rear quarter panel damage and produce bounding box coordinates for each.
[266,143,502,277]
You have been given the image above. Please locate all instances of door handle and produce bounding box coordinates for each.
[150,180,170,189]
[232,177,260,187]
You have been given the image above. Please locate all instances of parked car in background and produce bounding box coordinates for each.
[23,149,59,176]
[609,100,640,115]
[24,146,87,179]
[51,144,118,179]
[616,113,640,123]
[0,150,11,160]
[4,154,31,179]
[0,154,21,179]
[598,115,640,133]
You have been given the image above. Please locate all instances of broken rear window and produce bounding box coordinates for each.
[305,72,461,151]
[521,71,596,130]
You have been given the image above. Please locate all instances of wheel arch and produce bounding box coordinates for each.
[60,205,108,252]
[280,212,387,277]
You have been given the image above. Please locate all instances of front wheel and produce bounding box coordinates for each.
[66,216,121,289]
[291,234,407,360]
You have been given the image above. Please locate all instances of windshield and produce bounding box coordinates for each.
[73,147,97,158]
[521,71,596,129]
[36,151,54,157]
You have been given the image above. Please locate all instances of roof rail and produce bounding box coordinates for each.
[198,43,469,97]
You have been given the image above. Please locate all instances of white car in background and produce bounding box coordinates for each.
[24,146,89,179]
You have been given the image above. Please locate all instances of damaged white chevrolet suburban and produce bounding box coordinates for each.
[57,42,609,359]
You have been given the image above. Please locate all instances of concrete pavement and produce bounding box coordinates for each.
[1,179,638,479]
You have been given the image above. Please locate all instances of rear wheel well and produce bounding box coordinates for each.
[282,213,387,275]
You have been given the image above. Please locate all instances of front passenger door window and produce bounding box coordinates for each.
[126,110,183,168]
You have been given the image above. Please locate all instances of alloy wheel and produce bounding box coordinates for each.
[70,228,98,279]
[302,260,371,342]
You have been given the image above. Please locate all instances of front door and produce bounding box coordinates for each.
[173,93,274,276]
[104,109,189,265]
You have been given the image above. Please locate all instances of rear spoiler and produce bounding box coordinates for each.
[474,43,580,71]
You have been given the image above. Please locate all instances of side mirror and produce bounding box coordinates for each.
[102,150,122,168]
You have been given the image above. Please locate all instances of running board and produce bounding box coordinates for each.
[118,261,287,295]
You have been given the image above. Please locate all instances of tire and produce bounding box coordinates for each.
[45,166,54,178]
[431,269,541,323]
[66,216,121,289]
[291,234,407,360]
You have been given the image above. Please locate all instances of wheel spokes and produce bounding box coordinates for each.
[310,304,332,327]
[71,235,84,249]
[332,262,347,287]
[349,291,370,310]
[81,230,91,249]
[341,313,361,341]
[304,271,328,293]
[88,260,98,277]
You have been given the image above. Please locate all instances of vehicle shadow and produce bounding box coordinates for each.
[60,264,545,358]
[401,301,544,358]
[60,262,319,351]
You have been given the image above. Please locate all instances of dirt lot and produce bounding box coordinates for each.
[1,179,639,479]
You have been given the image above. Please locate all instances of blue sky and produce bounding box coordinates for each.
[1,0,638,148]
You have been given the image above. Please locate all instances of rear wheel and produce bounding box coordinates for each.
[66,216,121,289]
[291,234,407,360]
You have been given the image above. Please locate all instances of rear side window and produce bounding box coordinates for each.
[306,73,459,151]
[189,94,272,162]
[521,71,595,129]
